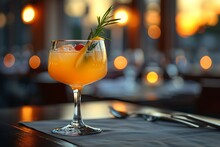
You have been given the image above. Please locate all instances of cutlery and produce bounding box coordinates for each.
[109,106,200,128]
[109,106,158,121]
[172,113,220,129]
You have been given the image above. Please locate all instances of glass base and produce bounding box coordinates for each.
[52,124,102,136]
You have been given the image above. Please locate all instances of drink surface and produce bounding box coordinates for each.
[48,45,107,90]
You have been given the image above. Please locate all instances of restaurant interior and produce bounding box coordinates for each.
[1,0,220,120]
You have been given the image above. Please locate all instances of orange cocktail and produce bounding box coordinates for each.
[47,5,119,136]
[48,39,107,136]
[48,40,107,90]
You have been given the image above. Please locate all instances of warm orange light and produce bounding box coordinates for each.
[4,53,15,68]
[29,55,41,69]
[214,0,220,14]
[206,13,218,26]
[22,5,35,24]
[21,106,33,121]
[176,0,220,37]
[200,55,212,70]
[0,13,6,28]
[112,102,127,112]
[148,25,161,39]
[114,7,129,26]
[145,10,160,26]
[176,13,198,37]
[146,71,159,84]
[114,55,128,70]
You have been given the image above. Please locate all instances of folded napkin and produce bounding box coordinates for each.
[20,118,220,147]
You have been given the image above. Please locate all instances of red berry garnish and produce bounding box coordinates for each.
[75,44,84,51]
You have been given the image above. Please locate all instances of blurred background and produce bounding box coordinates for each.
[1,0,220,118]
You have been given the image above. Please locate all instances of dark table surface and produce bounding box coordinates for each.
[0,99,146,147]
[1,98,220,147]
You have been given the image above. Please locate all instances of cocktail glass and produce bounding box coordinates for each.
[48,39,107,136]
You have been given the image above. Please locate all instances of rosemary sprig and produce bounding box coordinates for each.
[87,5,120,40]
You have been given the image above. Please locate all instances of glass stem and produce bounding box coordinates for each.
[71,89,85,127]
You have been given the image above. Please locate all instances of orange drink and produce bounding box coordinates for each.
[48,40,107,90]
[48,39,108,136]
[47,5,119,136]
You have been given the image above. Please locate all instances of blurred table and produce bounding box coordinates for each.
[1,98,220,146]
[85,78,201,113]
[94,78,201,99]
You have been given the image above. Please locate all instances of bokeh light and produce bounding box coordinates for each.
[176,0,220,37]
[0,13,7,28]
[113,55,128,70]
[29,55,41,69]
[114,7,129,26]
[200,55,212,70]
[207,14,218,26]
[176,13,199,37]
[145,10,160,26]
[22,5,36,24]
[21,106,33,121]
[64,0,86,17]
[3,53,15,68]
[112,102,127,112]
[82,0,112,25]
[146,71,159,84]
[148,25,161,39]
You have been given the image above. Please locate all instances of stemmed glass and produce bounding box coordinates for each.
[48,39,107,136]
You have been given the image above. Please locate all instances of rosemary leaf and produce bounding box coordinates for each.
[86,5,120,51]
[87,5,120,40]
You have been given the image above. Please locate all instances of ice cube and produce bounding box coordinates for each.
[57,44,75,52]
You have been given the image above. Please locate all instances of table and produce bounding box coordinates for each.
[0,99,220,147]
[0,100,143,147]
